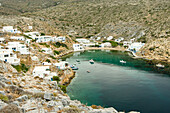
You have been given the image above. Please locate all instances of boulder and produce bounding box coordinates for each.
[16,95,28,102]
[0,91,5,95]
[44,92,53,101]
[0,100,8,110]
[0,104,20,113]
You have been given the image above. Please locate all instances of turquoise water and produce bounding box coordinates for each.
[64,50,170,113]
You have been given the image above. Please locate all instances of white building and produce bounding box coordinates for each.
[0,49,20,65]
[10,36,25,41]
[107,36,113,41]
[100,42,112,48]
[32,66,50,78]
[42,62,52,66]
[0,38,5,43]
[54,61,69,70]
[25,39,32,46]
[24,32,40,39]
[76,38,90,44]
[2,26,21,34]
[31,56,39,61]
[56,36,66,42]
[123,41,132,46]
[96,37,101,41]
[73,44,84,51]
[42,48,52,54]
[7,42,30,54]
[128,42,145,52]
[115,37,124,43]
[36,36,54,43]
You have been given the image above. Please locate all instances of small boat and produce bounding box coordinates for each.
[87,70,90,73]
[76,59,80,62]
[70,65,79,70]
[156,64,165,68]
[120,60,126,64]
[89,59,94,64]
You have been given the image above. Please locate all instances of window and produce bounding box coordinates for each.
[4,54,9,57]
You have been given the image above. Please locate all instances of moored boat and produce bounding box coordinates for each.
[120,60,126,64]
[156,64,165,68]
[89,59,94,64]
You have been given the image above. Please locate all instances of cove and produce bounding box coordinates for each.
[63,50,170,113]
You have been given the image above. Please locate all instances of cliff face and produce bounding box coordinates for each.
[137,37,170,62]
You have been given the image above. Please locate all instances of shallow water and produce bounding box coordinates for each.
[64,50,170,113]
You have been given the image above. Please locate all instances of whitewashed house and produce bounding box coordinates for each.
[128,42,145,52]
[36,36,54,43]
[96,37,101,41]
[25,39,32,46]
[115,37,124,43]
[42,62,52,66]
[54,61,69,70]
[10,36,25,41]
[76,38,90,43]
[42,48,52,54]
[2,26,21,34]
[24,32,40,39]
[0,49,20,65]
[107,36,113,40]
[73,44,84,51]
[7,42,30,54]
[32,66,50,78]
[28,26,33,30]
[123,41,132,46]
[56,36,66,42]
[100,42,112,48]
[31,56,39,61]
[0,38,5,43]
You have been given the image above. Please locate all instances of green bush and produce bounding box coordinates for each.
[39,43,50,48]
[53,76,60,82]
[46,59,51,63]
[55,42,68,49]
[0,94,9,102]
[54,50,60,55]
[41,33,45,36]
[12,63,29,73]
[59,85,67,93]
[50,55,56,59]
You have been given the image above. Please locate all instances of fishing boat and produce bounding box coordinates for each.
[156,64,165,68]
[87,70,90,73]
[76,59,80,62]
[89,59,94,64]
[70,65,79,70]
[120,60,126,64]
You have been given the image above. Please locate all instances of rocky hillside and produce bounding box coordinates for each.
[0,0,60,15]
[0,0,169,60]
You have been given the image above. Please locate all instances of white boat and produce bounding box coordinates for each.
[89,59,94,64]
[120,60,126,64]
[76,59,80,62]
[156,64,165,68]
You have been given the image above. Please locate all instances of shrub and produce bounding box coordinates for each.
[54,50,60,55]
[50,55,56,59]
[46,59,51,63]
[53,76,60,82]
[0,94,9,102]
[59,85,67,93]
[41,33,45,36]
[12,63,29,73]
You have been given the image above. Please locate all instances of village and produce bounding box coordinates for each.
[0,25,143,113]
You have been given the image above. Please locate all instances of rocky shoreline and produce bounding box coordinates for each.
[0,59,142,113]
